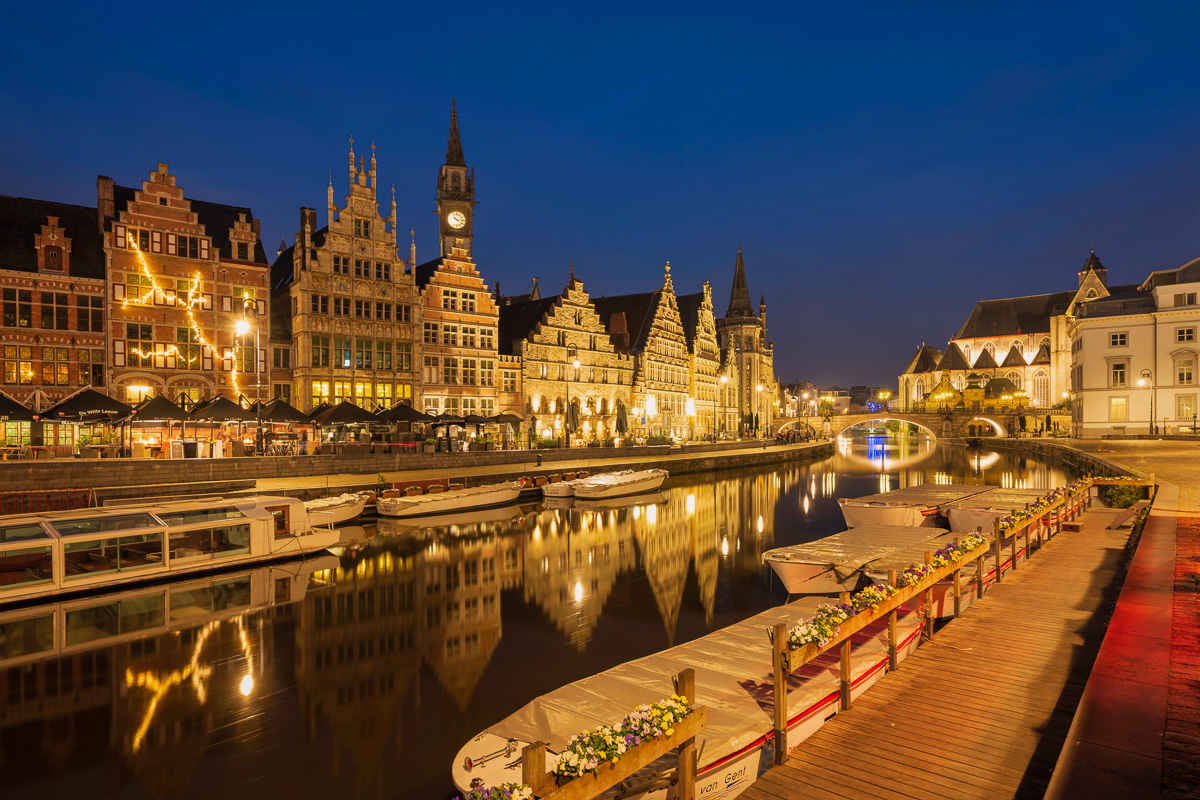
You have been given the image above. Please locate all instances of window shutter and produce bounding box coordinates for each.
[113,284,126,301]
[221,296,232,312]
[167,233,177,255]
[154,346,166,369]
[114,340,125,367]
[202,294,213,311]
[166,347,177,369]
[202,349,213,371]
[151,231,162,253]
[115,226,126,248]
[257,299,267,316]
[199,239,210,259]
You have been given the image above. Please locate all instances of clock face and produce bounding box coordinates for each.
[447,210,467,230]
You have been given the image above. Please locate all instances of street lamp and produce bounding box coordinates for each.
[719,374,728,438]
[565,357,580,447]
[1138,369,1154,434]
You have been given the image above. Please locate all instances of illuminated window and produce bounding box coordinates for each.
[332,337,352,369]
[311,380,330,406]
[1111,362,1127,388]
[1109,397,1127,422]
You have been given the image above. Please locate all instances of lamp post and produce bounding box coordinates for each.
[235,316,262,455]
[755,384,763,438]
[719,374,728,439]
[565,357,580,447]
[1138,369,1154,434]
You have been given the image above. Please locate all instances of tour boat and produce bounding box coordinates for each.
[570,469,669,500]
[542,470,631,498]
[303,492,368,526]
[762,525,951,595]
[0,495,340,604]
[452,598,921,800]
[0,553,339,668]
[376,479,527,519]
[837,484,993,528]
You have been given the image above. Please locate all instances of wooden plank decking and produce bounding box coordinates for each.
[742,505,1135,800]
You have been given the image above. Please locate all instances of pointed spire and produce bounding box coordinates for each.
[727,244,754,317]
[277,237,286,257]
[663,261,674,293]
[446,99,466,166]
[410,228,416,265]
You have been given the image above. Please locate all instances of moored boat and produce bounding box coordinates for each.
[571,469,668,500]
[452,598,921,800]
[944,487,1051,534]
[304,492,368,526]
[0,495,340,604]
[542,470,631,498]
[837,483,993,528]
[376,479,526,518]
[762,525,950,595]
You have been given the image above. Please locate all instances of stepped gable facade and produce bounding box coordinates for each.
[675,280,724,438]
[102,163,269,408]
[593,263,690,440]
[715,246,775,434]
[271,139,419,413]
[497,266,634,443]
[0,194,107,408]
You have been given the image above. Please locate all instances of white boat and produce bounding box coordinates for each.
[375,503,528,534]
[453,598,922,800]
[542,470,630,498]
[304,492,368,526]
[762,525,951,595]
[0,495,340,604]
[837,484,993,528]
[571,469,668,500]
[376,479,526,518]
[574,490,666,512]
[944,487,1052,534]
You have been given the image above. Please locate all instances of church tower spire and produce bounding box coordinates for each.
[727,244,754,317]
[437,99,476,257]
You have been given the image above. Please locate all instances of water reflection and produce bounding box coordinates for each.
[0,434,1074,799]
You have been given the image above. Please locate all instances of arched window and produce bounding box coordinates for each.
[962,344,971,363]
[1006,371,1022,390]
[952,374,965,391]
[984,342,995,357]
[913,379,924,402]
[1039,337,1050,352]
[1033,370,1049,408]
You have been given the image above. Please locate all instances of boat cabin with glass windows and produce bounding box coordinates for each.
[0,496,339,604]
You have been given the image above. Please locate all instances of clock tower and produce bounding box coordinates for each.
[436,99,476,257]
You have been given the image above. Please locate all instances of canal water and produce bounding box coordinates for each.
[0,433,1076,800]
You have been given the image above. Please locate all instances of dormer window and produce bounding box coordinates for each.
[44,246,63,271]
[159,196,168,206]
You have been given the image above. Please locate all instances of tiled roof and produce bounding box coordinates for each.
[973,348,999,369]
[902,345,942,375]
[593,291,661,353]
[936,343,970,371]
[0,195,105,280]
[953,291,1075,340]
[676,291,703,353]
[270,244,295,291]
[414,257,444,289]
[497,296,560,356]
[1030,343,1051,365]
[1001,345,1027,368]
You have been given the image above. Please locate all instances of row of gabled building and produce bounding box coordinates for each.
[0,105,776,441]
[897,251,1200,436]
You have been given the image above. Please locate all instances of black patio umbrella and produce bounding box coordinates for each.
[189,396,256,422]
[566,403,580,434]
[615,402,628,435]
[378,404,437,424]
[43,389,134,423]
[257,399,313,424]
[489,413,523,425]
[310,400,380,426]
[433,413,467,426]
[130,395,190,422]
[0,391,35,422]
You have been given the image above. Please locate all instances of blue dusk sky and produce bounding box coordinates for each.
[2,2,1198,388]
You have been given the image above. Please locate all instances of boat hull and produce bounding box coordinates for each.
[838,501,938,528]
[376,483,524,518]
[572,470,667,500]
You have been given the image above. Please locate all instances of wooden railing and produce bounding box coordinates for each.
[766,477,1106,764]
[519,669,707,800]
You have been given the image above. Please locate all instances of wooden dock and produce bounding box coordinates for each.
[742,503,1136,800]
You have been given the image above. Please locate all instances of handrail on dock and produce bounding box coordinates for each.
[766,477,1107,765]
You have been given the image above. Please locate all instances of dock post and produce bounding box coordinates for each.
[1055,499,1062,536]
[1011,523,1019,572]
[839,592,852,711]
[771,622,788,764]
[951,541,962,619]
[521,741,550,796]
[887,569,898,670]
[993,517,1003,583]
[975,527,986,598]
[674,668,697,798]
[922,553,934,640]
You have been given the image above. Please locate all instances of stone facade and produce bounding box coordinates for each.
[716,246,776,434]
[271,142,419,412]
[415,106,499,418]
[678,281,723,438]
[499,269,636,443]
[102,163,269,407]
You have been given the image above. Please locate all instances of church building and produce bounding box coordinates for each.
[715,246,775,435]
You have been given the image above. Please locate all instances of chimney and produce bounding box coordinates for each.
[530,276,540,300]
[493,281,501,301]
[96,175,115,232]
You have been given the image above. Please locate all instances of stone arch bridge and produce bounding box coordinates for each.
[774,411,1015,439]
